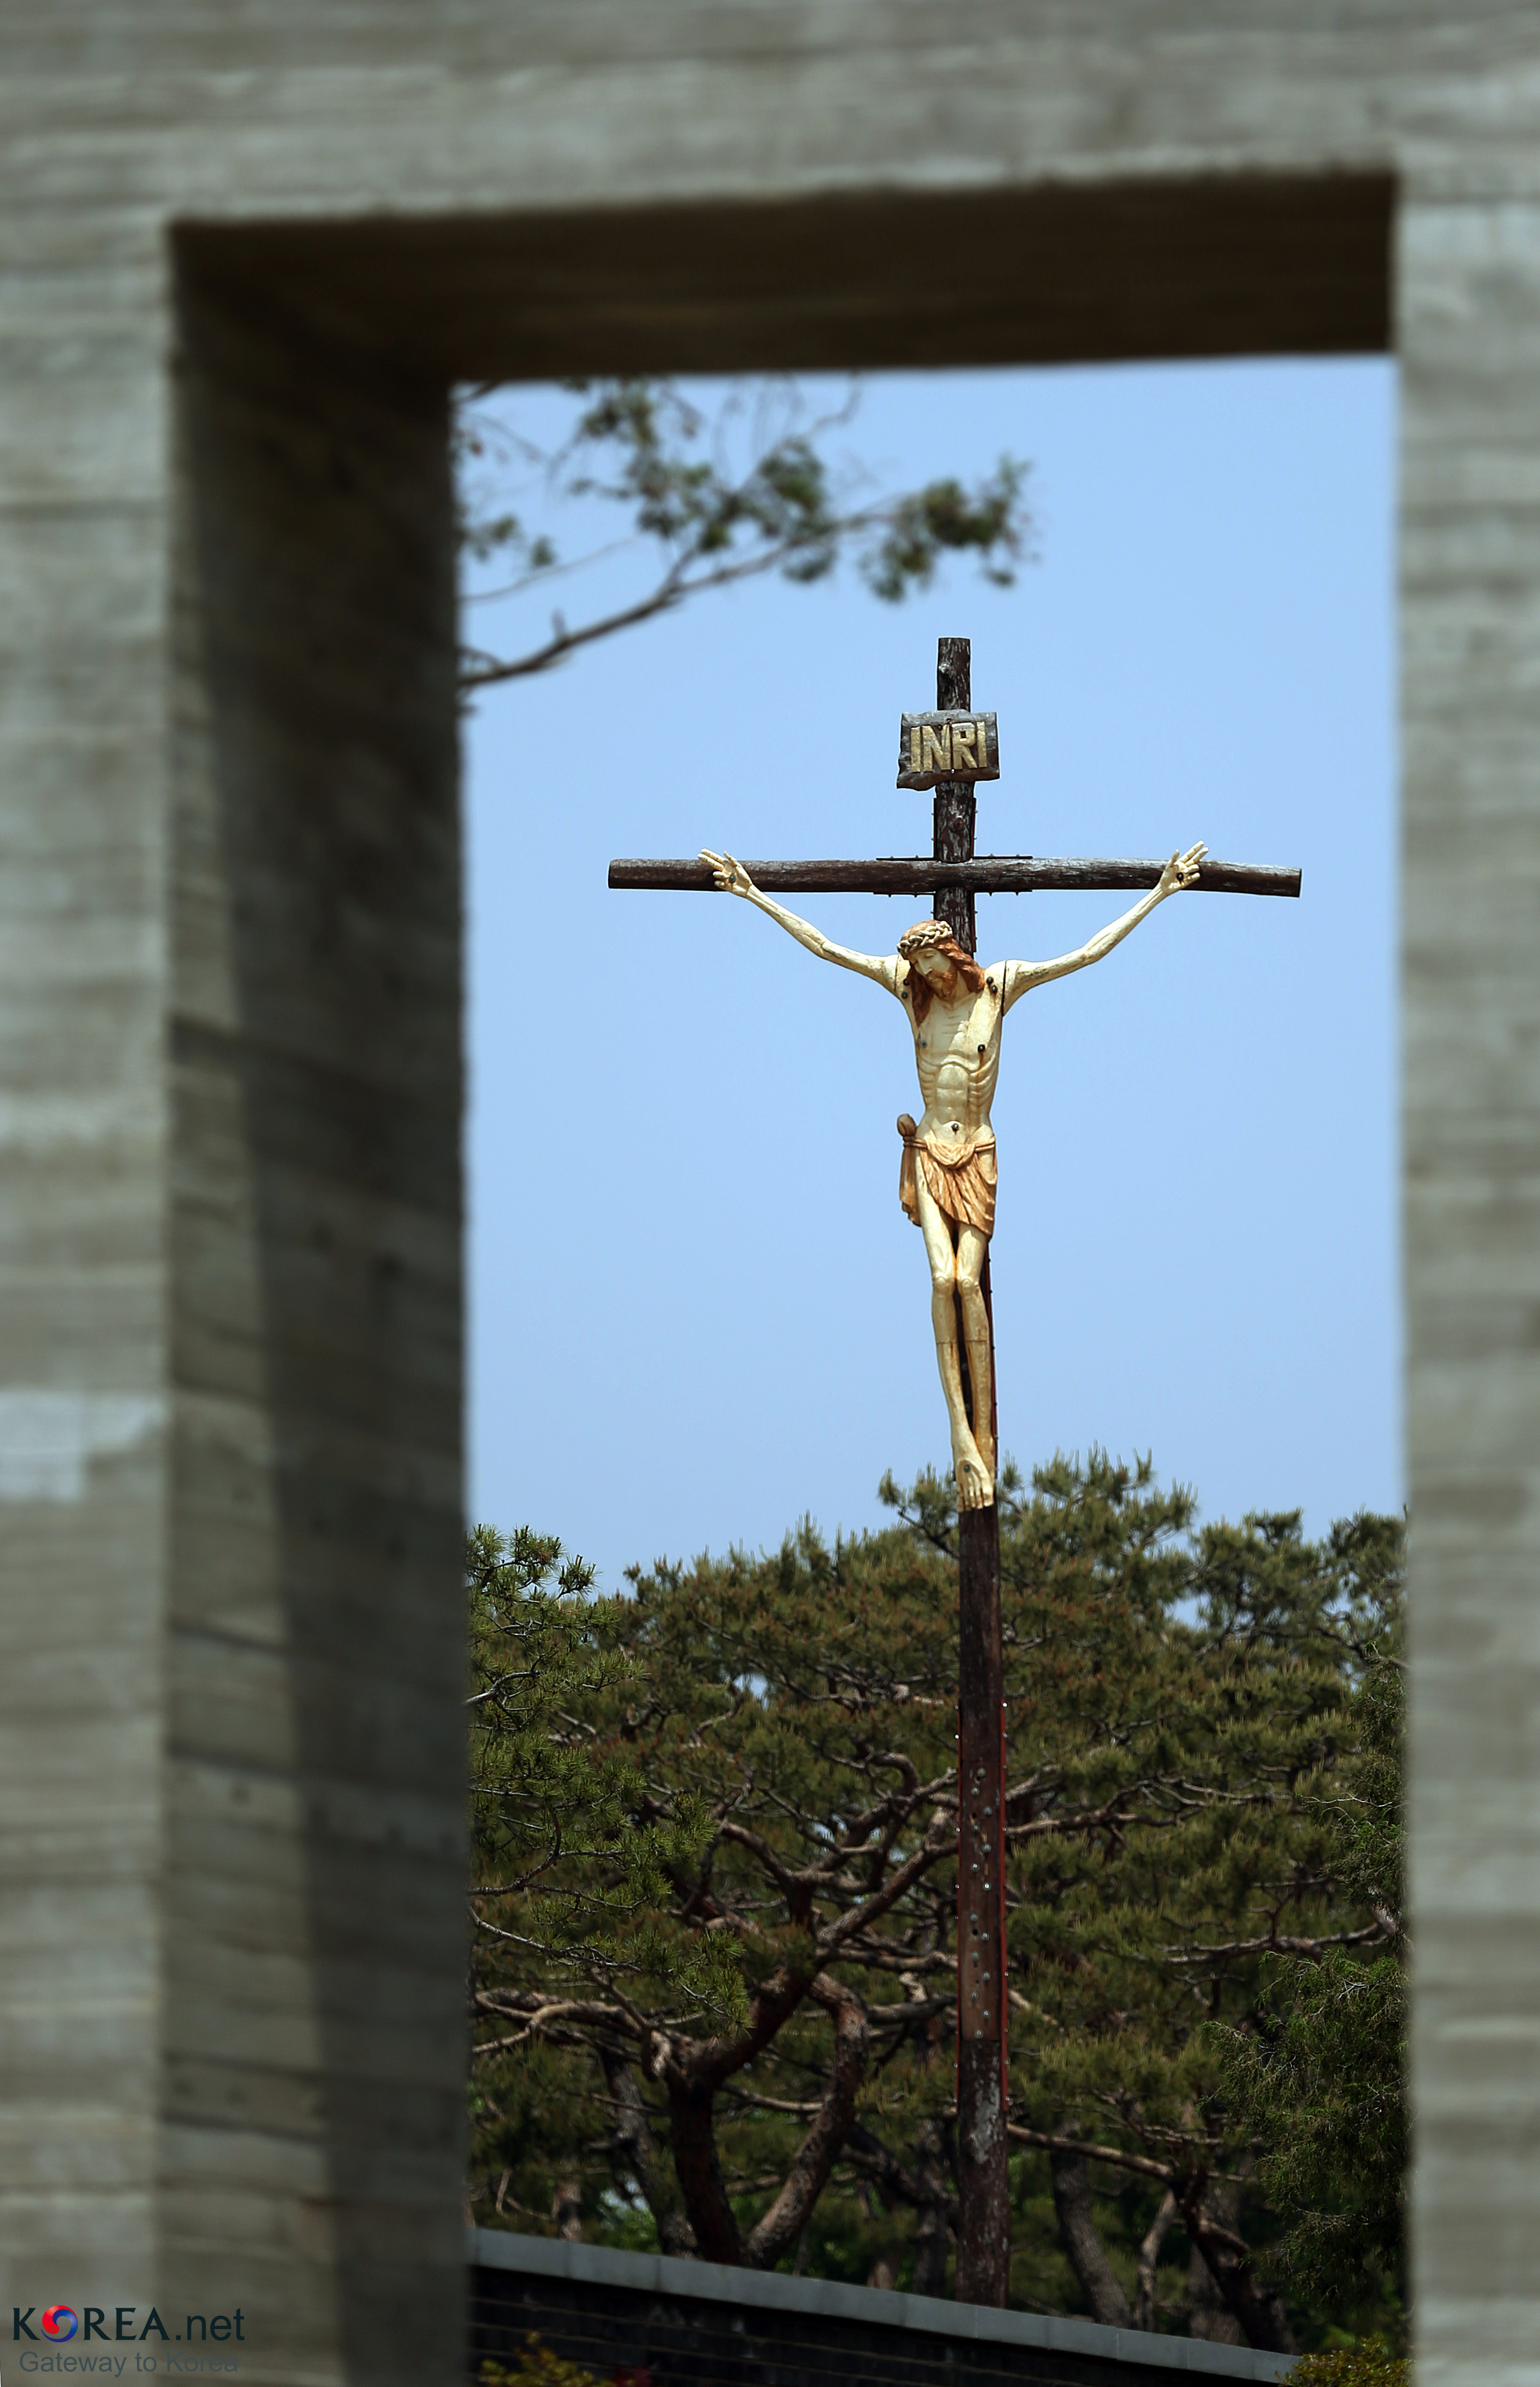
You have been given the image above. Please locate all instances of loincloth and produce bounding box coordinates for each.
[896,1115,997,1239]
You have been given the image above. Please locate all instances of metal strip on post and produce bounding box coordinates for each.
[956,1512,1009,2302]
[1000,1689,1010,2107]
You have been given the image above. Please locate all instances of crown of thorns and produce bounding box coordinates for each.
[897,920,959,958]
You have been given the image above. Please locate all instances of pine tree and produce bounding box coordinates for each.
[1220,1636,1406,2341]
[466,1462,1403,2349]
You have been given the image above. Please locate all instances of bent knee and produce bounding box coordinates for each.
[955,1259,982,1298]
[928,1256,957,1297]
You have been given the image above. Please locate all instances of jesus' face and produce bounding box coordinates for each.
[911,949,956,987]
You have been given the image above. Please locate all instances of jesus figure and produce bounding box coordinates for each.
[701,842,1206,1511]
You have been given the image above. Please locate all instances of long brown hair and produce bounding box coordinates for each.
[900,928,986,1024]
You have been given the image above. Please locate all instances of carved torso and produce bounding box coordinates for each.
[903,966,1005,1142]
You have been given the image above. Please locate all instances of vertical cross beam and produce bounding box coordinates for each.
[934,638,1011,2308]
[933,635,977,952]
[956,1512,1009,2302]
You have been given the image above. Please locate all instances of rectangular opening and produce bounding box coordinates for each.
[168,171,1395,2376]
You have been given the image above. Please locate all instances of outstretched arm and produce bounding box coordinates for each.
[701,850,900,992]
[1000,842,1207,1011]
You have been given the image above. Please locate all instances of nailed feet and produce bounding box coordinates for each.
[955,1443,996,1511]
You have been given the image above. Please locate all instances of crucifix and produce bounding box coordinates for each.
[609,636,1299,2307]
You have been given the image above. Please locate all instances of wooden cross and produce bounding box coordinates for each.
[609,636,1299,2307]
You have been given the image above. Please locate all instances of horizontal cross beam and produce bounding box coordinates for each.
[608,856,1302,898]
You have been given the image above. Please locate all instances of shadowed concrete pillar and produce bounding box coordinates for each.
[1401,184,1540,2385]
[163,272,466,2379]
[0,245,465,2381]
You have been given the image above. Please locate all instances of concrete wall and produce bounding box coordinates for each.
[0,7,1536,2382]
[167,276,465,2379]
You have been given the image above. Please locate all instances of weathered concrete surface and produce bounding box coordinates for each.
[0,5,1534,2382]
[166,281,464,2382]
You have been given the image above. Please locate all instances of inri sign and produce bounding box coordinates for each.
[896,709,1001,791]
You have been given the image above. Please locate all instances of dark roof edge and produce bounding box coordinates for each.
[468,2228,1296,2382]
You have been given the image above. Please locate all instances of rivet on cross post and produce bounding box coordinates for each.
[610,636,1299,2309]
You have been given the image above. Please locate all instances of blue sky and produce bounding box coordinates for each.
[462,358,1399,1591]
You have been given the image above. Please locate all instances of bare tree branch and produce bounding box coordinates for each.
[742,1978,869,2268]
[1050,2148,1133,2328]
